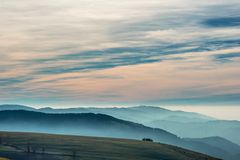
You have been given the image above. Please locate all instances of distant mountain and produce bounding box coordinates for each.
[0,110,239,160]
[1,104,239,145]
[146,120,240,145]
[0,110,179,144]
[184,137,240,160]
[0,104,36,111]
[39,105,240,146]
[39,105,215,123]
[0,104,215,123]
[184,137,240,156]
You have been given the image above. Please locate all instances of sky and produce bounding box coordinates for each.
[0,0,240,112]
[164,106,240,120]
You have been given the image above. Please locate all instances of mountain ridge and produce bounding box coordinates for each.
[0,109,239,160]
[0,104,216,122]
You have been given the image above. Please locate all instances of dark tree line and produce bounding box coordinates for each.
[26,143,45,154]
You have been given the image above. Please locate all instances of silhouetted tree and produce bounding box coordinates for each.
[142,138,153,142]
[72,150,76,157]
[27,143,31,153]
[32,146,36,154]
[41,147,45,154]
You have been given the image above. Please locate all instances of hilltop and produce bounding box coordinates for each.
[0,132,220,160]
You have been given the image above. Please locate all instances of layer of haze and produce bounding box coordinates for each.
[165,106,240,120]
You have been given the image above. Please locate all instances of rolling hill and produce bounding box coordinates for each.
[0,132,220,160]
[184,137,240,156]
[146,119,240,145]
[1,104,239,146]
[0,105,215,123]
[0,110,239,160]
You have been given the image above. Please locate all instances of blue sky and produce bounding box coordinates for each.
[0,0,240,108]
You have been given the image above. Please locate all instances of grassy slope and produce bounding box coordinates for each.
[0,132,220,160]
[0,158,10,160]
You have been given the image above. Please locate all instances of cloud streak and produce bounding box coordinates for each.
[0,0,240,107]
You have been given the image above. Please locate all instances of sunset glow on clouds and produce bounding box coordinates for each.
[0,0,240,107]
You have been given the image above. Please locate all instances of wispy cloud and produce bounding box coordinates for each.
[214,52,240,62]
[203,17,240,27]
[0,0,240,106]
